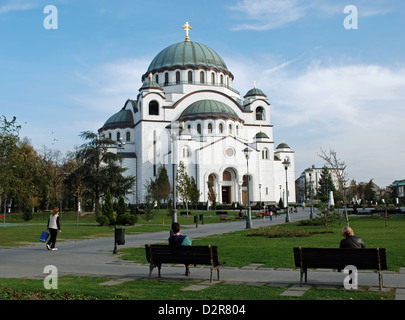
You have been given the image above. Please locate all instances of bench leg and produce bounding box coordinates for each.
[217,268,220,281]
[378,269,383,290]
[148,264,153,279]
[210,268,213,283]
[158,264,161,278]
[299,268,307,286]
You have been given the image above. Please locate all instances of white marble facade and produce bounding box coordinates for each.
[99,25,295,206]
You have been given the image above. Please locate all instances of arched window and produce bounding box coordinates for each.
[219,123,223,133]
[126,132,131,142]
[200,71,205,84]
[149,101,159,115]
[176,71,180,84]
[223,170,232,181]
[197,123,202,134]
[116,131,121,141]
[208,123,213,133]
[211,73,215,85]
[188,70,193,83]
[164,72,169,86]
[262,148,269,160]
[182,146,191,158]
[228,124,232,134]
[236,125,239,135]
[220,75,224,85]
[256,107,265,120]
[155,74,159,84]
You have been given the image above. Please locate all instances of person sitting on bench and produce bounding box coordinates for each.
[339,226,365,248]
[168,222,193,275]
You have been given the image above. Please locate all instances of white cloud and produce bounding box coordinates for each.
[226,52,405,186]
[229,0,395,30]
[0,0,38,14]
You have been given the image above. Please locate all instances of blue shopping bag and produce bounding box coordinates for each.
[40,231,49,242]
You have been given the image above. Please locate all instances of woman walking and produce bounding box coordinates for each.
[46,207,61,251]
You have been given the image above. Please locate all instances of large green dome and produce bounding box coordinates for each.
[101,109,134,130]
[177,100,240,122]
[144,41,229,77]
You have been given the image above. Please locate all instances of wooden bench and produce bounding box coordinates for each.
[293,247,388,289]
[235,214,244,220]
[220,214,231,221]
[145,244,226,282]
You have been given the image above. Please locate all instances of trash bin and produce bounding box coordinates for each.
[115,227,125,245]
[199,214,204,224]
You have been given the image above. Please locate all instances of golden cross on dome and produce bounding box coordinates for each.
[149,73,153,82]
[253,81,256,88]
[182,21,192,41]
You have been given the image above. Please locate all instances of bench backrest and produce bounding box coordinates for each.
[145,244,220,266]
[293,247,387,270]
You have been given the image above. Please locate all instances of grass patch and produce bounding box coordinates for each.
[120,216,405,271]
[247,225,333,238]
[0,276,395,300]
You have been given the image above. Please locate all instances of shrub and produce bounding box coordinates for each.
[116,213,137,226]
[96,214,110,226]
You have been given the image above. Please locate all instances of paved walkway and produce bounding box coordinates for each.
[1,208,404,299]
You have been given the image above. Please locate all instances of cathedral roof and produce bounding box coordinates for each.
[143,41,231,80]
[177,100,241,122]
[244,87,266,98]
[276,142,290,149]
[101,109,134,130]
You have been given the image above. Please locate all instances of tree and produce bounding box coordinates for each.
[189,176,200,210]
[74,131,135,216]
[0,116,21,224]
[176,161,192,215]
[364,179,377,204]
[98,189,114,225]
[317,166,336,203]
[318,148,349,225]
[155,166,171,208]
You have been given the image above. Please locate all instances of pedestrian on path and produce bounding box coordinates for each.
[47,207,61,251]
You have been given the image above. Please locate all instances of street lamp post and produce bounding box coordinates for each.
[166,122,180,224]
[243,147,252,229]
[309,172,313,219]
[282,158,290,223]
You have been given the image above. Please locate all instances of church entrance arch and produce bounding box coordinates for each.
[221,168,237,204]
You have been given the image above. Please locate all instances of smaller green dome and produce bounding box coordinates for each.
[276,142,290,149]
[139,80,162,92]
[101,109,134,130]
[244,87,266,98]
[255,132,269,139]
[178,100,240,122]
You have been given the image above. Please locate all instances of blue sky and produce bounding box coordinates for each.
[1,0,405,188]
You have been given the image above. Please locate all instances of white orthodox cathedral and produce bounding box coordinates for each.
[98,22,295,207]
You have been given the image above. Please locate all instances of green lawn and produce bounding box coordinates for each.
[0,276,395,300]
[0,209,221,247]
[120,215,405,271]
[0,212,403,300]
